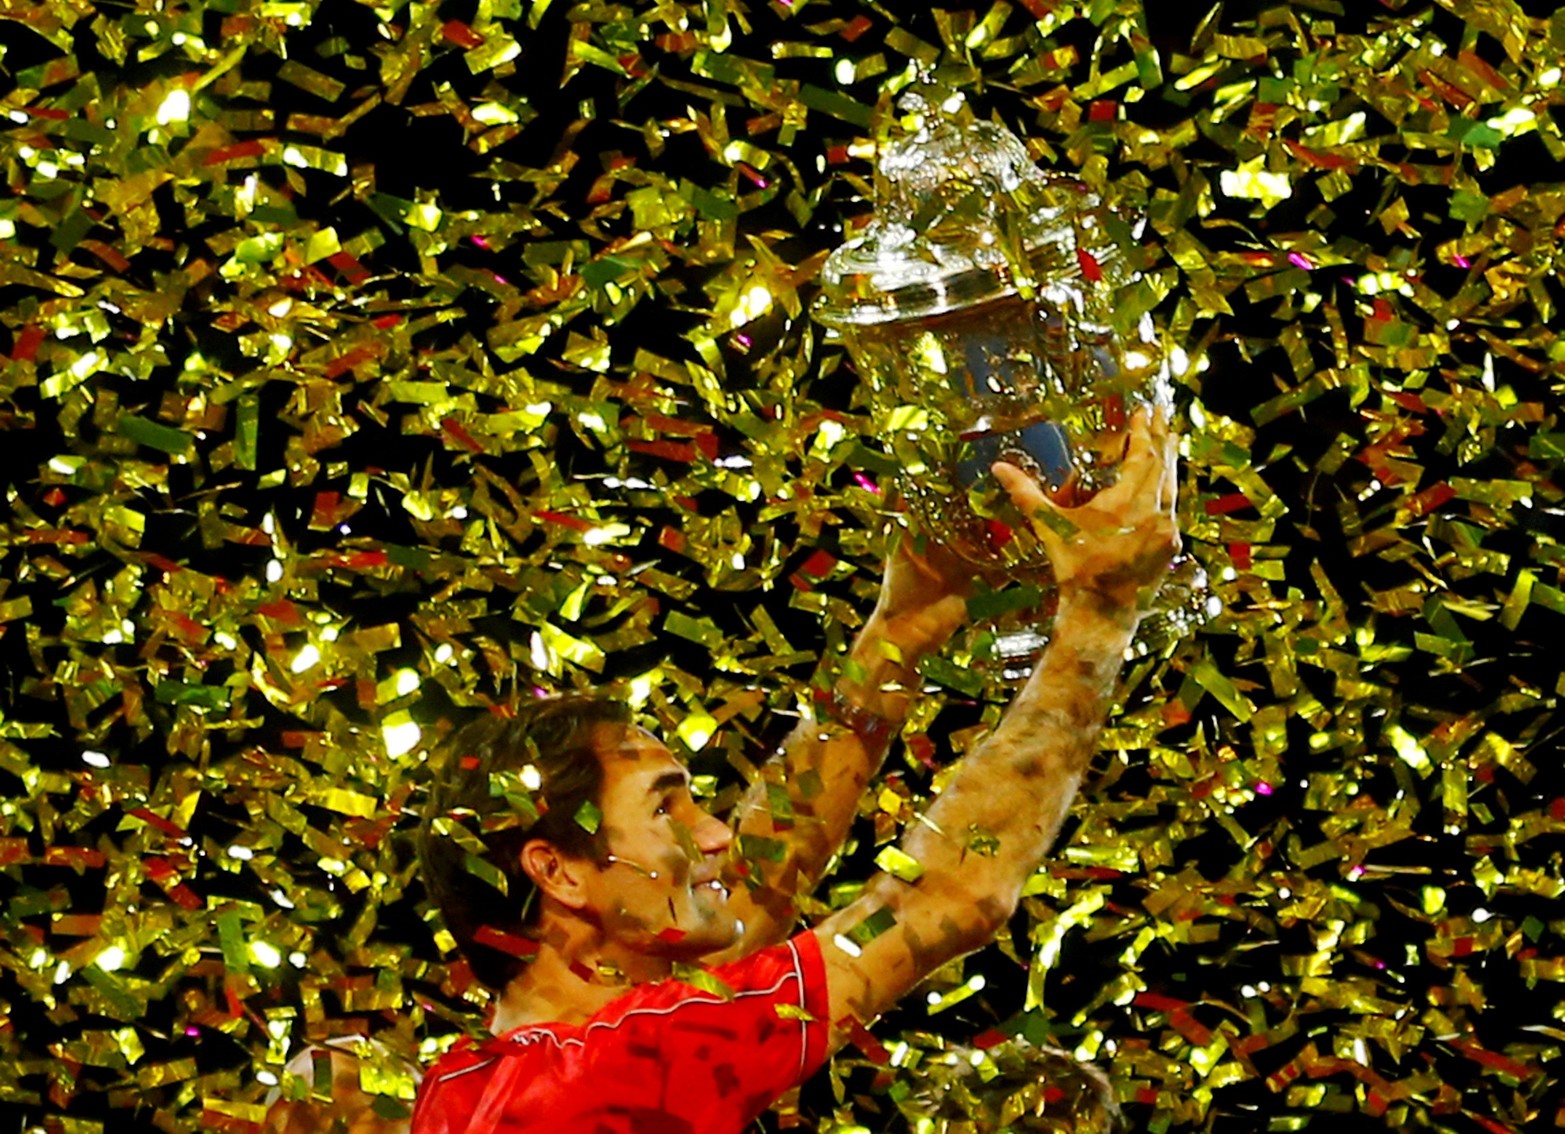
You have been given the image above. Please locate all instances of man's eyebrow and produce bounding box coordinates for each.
[648,770,690,794]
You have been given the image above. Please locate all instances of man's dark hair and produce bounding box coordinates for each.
[417,694,632,989]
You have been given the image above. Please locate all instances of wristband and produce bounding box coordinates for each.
[819,687,896,749]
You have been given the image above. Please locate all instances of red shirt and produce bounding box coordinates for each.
[410,933,830,1134]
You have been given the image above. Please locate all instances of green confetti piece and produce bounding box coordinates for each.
[572,800,602,834]
[874,845,926,883]
[462,853,509,894]
[664,610,723,647]
[919,655,984,698]
[215,909,247,974]
[738,834,787,864]
[966,583,1044,622]
[116,415,194,455]
[798,84,873,127]
[1189,658,1255,722]
[847,906,897,945]
[234,394,259,470]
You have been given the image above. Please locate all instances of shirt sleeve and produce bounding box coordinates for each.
[575,930,831,1132]
[704,929,831,1086]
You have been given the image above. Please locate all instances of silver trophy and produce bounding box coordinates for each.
[815,86,1205,658]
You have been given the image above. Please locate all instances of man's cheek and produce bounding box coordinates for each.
[669,820,701,871]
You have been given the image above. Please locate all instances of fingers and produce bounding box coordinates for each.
[1120,404,1168,491]
[991,460,1049,519]
[995,403,1177,523]
[1158,414,1179,514]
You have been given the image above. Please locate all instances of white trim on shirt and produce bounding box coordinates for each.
[433,943,813,1087]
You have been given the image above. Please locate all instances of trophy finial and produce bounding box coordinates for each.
[816,90,1112,328]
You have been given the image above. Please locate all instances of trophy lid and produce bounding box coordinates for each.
[815,88,1125,327]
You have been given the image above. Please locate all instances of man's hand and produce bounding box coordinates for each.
[866,526,975,661]
[992,406,1180,612]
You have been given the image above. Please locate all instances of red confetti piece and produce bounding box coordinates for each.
[442,416,485,454]
[534,510,593,533]
[472,926,540,957]
[797,549,836,580]
[906,734,937,770]
[325,549,389,570]
[627,439,696,462]
[441,20,485,47]
[12,322,44,358]
[44,847,106,869]
[839,1016,889,1064]
[1451,1039,1531,1080]
[327,251,372,284]
[129,809,187,838]
[80,239,132,273]
[1385,390,1429,414]
[1204,493,1253,516]
[309,492,342,530]
[655,31,698,52]
[255,599,304,626]
[324,344,379,379]
[1283,138,1358,170]
[203,140,268,166]
[1401,483,1455,518]
[140,552,185,574]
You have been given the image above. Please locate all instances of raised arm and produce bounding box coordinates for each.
[814,408,1180,1041]
[711,527,975,958]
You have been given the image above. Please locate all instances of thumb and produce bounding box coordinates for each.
[991,460,1050,518]
[991,461,1078,545]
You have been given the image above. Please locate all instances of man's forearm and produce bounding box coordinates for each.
[892,593,1140,944]
[730,610,931,917]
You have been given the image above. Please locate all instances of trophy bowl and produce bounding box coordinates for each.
[814,87,1171,578]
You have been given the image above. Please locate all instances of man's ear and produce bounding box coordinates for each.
[519,839,591,911]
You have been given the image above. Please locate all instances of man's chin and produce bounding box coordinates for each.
[663,913,743,959]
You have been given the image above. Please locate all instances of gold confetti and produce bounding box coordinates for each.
[1,2,1561,1131]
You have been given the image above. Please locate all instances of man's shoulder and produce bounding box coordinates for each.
[427,934,823,1073]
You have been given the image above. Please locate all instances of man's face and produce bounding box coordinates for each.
[574,724,741,960]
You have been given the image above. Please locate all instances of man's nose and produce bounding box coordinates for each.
[693,810,733,855]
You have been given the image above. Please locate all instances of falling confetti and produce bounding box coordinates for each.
[1,2,1563,1132]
